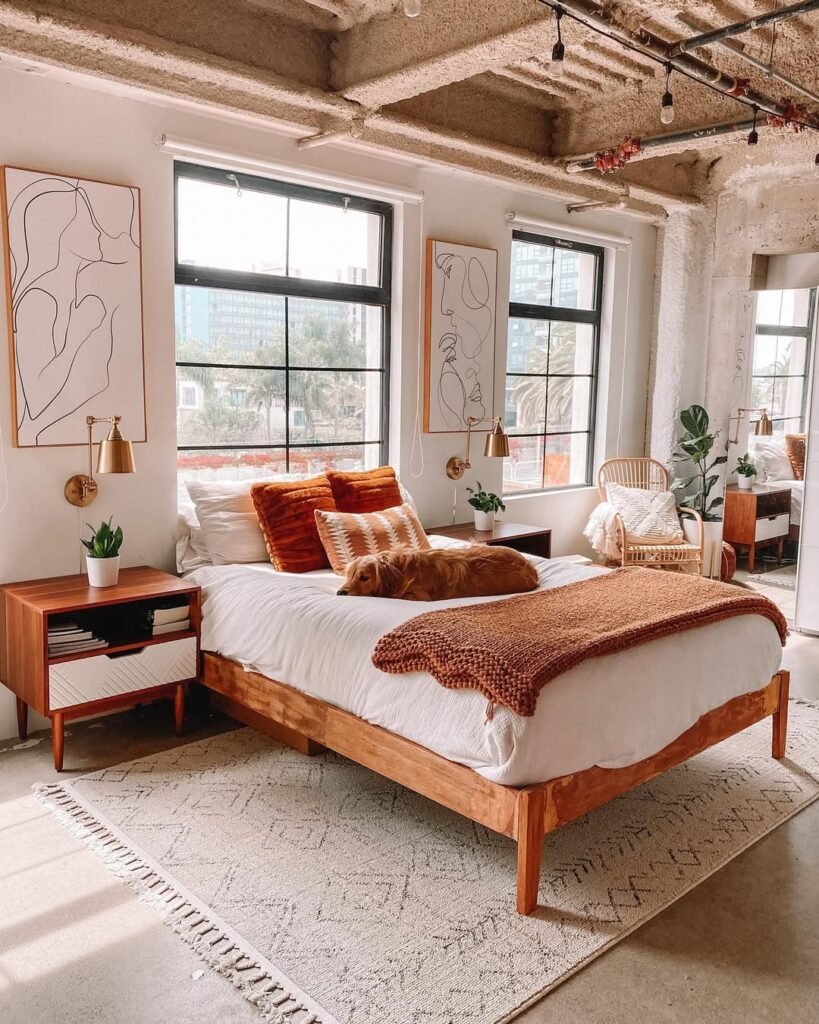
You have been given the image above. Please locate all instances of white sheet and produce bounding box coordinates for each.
[754,479,804,526]
[187,539,783,786]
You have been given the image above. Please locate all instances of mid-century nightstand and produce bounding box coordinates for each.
[0,567,201,770]
[427,521,552,559]
[723,485,792,572]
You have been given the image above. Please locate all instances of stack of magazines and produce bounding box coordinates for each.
[152,604,190,637]
[48,622,108,658]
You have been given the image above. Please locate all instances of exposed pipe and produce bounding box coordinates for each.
[670,0,819,56]
[538,0,819,129]
[676,13,819,108]
[566,197,627,213]
[564,118,756,173]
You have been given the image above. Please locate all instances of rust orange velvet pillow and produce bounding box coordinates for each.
[326,466,403,514]
[785,434,806,480]
[250,474,336,573]
[314,503,430,574]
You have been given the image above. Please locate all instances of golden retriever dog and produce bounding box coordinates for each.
[337,544,539,601]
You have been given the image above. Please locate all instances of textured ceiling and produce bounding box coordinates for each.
[1,0,817,208]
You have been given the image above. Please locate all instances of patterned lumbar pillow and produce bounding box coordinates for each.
[605,482,684,544]
[314,503,430,574]
[784,434,807,481]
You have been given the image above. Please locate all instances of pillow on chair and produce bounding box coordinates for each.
[605,482,684,544]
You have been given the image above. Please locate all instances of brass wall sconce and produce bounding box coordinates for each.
[728,407,774,446]
[64,415,136,507]
[446,416,510,480]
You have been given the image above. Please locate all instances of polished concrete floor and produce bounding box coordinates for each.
[2,633,818,1024]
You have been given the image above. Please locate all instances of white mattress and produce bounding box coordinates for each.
[187,539,783,787]
[755,479,804,526]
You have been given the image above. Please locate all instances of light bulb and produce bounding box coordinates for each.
[551,41,565,77]
[403,0,421,16]
[660,91,674,125]
[748,129,759,145]
[815,153,819,169]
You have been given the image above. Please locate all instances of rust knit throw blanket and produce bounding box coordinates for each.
[371,567,788,717]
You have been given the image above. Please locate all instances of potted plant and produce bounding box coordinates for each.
[466,482,506,531]
[735,452,757,491]
[671,404,727,578]
[82,518,124,588]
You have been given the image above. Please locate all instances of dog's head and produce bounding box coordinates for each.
[337,554,404,598]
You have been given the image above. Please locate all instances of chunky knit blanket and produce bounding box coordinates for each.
[371,567,788,717]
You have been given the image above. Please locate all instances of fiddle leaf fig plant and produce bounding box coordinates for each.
[82,517,124,559]
[466,483,506,514]
[671,404,728,521]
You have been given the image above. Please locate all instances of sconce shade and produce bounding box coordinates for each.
[754,410,773,437]
[484,420,510,458]
[97,421,136,474]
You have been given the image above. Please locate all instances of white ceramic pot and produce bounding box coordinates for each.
[737,475,753,490]
[473,509,495,531]
[86,555,120,588]
[682,518,724,579]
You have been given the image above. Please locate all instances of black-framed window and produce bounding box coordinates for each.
[751,288,816,436]
[503,230,603,494]
[174,162,392,483]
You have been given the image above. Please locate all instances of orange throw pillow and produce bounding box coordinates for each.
[326,466,403,514]
[785,434,806,480]
[314,503,430,574]
[251,475,336,572]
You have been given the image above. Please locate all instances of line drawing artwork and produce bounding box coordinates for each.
[2,167,146,447]
[424,239,497,433]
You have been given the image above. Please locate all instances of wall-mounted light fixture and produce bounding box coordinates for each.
[64,416,136,507]
[729,406,774,446]
[446,416,510,480]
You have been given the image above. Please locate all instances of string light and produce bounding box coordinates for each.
[403,0,421,16]
[551,6,565,78]
[660,63,675,125]
[748,105,759,145]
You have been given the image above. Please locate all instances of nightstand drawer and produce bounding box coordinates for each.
[756,490,791,517]
[755,513,790,543]
[48,637,197,711]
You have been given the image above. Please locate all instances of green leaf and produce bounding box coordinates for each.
[710,455,728,467]
[680,404,709,438]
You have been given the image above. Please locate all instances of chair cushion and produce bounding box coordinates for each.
[605,482,684,544]
[326,466,403,514]
[251,475,336,573]
[784,434,807,480]
[315,503,430,574]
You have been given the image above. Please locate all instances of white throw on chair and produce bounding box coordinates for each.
[597,457,704,573]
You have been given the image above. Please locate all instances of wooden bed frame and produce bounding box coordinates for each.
[201,652,790,916]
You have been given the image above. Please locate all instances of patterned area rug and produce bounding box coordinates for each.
[39,701,819,1024]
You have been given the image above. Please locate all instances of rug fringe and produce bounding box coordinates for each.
[34,782,331,1024]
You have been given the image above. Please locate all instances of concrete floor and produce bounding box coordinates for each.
[2,632,818,1024]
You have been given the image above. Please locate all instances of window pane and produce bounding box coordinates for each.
[756,288,811,328]
[288,298,382,368]
[177,177,287,275]
[288,371,381,444]
[545,433,589,487]
[176,448,287,487]
[546,377,591,433]
[176,367,286,447]
[287,445,380,475]
[505,375,545,435]
[751,376,774,411]
[510,239,598,310]
[752,335,778,374]
[504,436,545,492]
[288,199,382,286]
[175,286,286,365]
[506,318,594,374]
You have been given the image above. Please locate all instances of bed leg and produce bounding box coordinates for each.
[772,670,790,760]
[515,787,545,915]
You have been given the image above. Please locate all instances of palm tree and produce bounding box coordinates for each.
[511,325,586,432]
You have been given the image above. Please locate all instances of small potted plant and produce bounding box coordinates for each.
[735,452,757,491]
[82,517,124,588]
[466,482,506,531]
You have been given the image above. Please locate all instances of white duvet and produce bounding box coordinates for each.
[187,538,783,787]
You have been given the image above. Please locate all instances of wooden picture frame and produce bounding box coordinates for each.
[423,238,498,434]
[1,165,147,448]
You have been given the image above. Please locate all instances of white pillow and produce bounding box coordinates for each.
[186,479,274,565]
[175,509,211,573]
[605,482,684,544]
[751,438,794,482]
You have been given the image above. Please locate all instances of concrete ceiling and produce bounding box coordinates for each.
[1,0,817,211]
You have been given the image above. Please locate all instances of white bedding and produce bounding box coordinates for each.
[754,479,804,526]
[187,538,783,787]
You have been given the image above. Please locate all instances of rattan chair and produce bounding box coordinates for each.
[598,457,704,572]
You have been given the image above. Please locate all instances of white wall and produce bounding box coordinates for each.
[0,66,656,739]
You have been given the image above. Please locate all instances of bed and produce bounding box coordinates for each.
[185,536,789,915]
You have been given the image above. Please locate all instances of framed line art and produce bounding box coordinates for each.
[423,238,498,433]
[1,166,147,448]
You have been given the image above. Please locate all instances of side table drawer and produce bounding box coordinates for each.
[755,513,790,543]
[49,637,197,711]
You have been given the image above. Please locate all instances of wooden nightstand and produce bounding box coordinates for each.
[0,567,201,770]
[427,521,551,559]
[723,485,791,572]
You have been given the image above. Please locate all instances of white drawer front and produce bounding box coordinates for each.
[49,637,197,711]
[755,513,790,543]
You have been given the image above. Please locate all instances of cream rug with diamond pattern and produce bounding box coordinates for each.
[38,700,819,1024]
